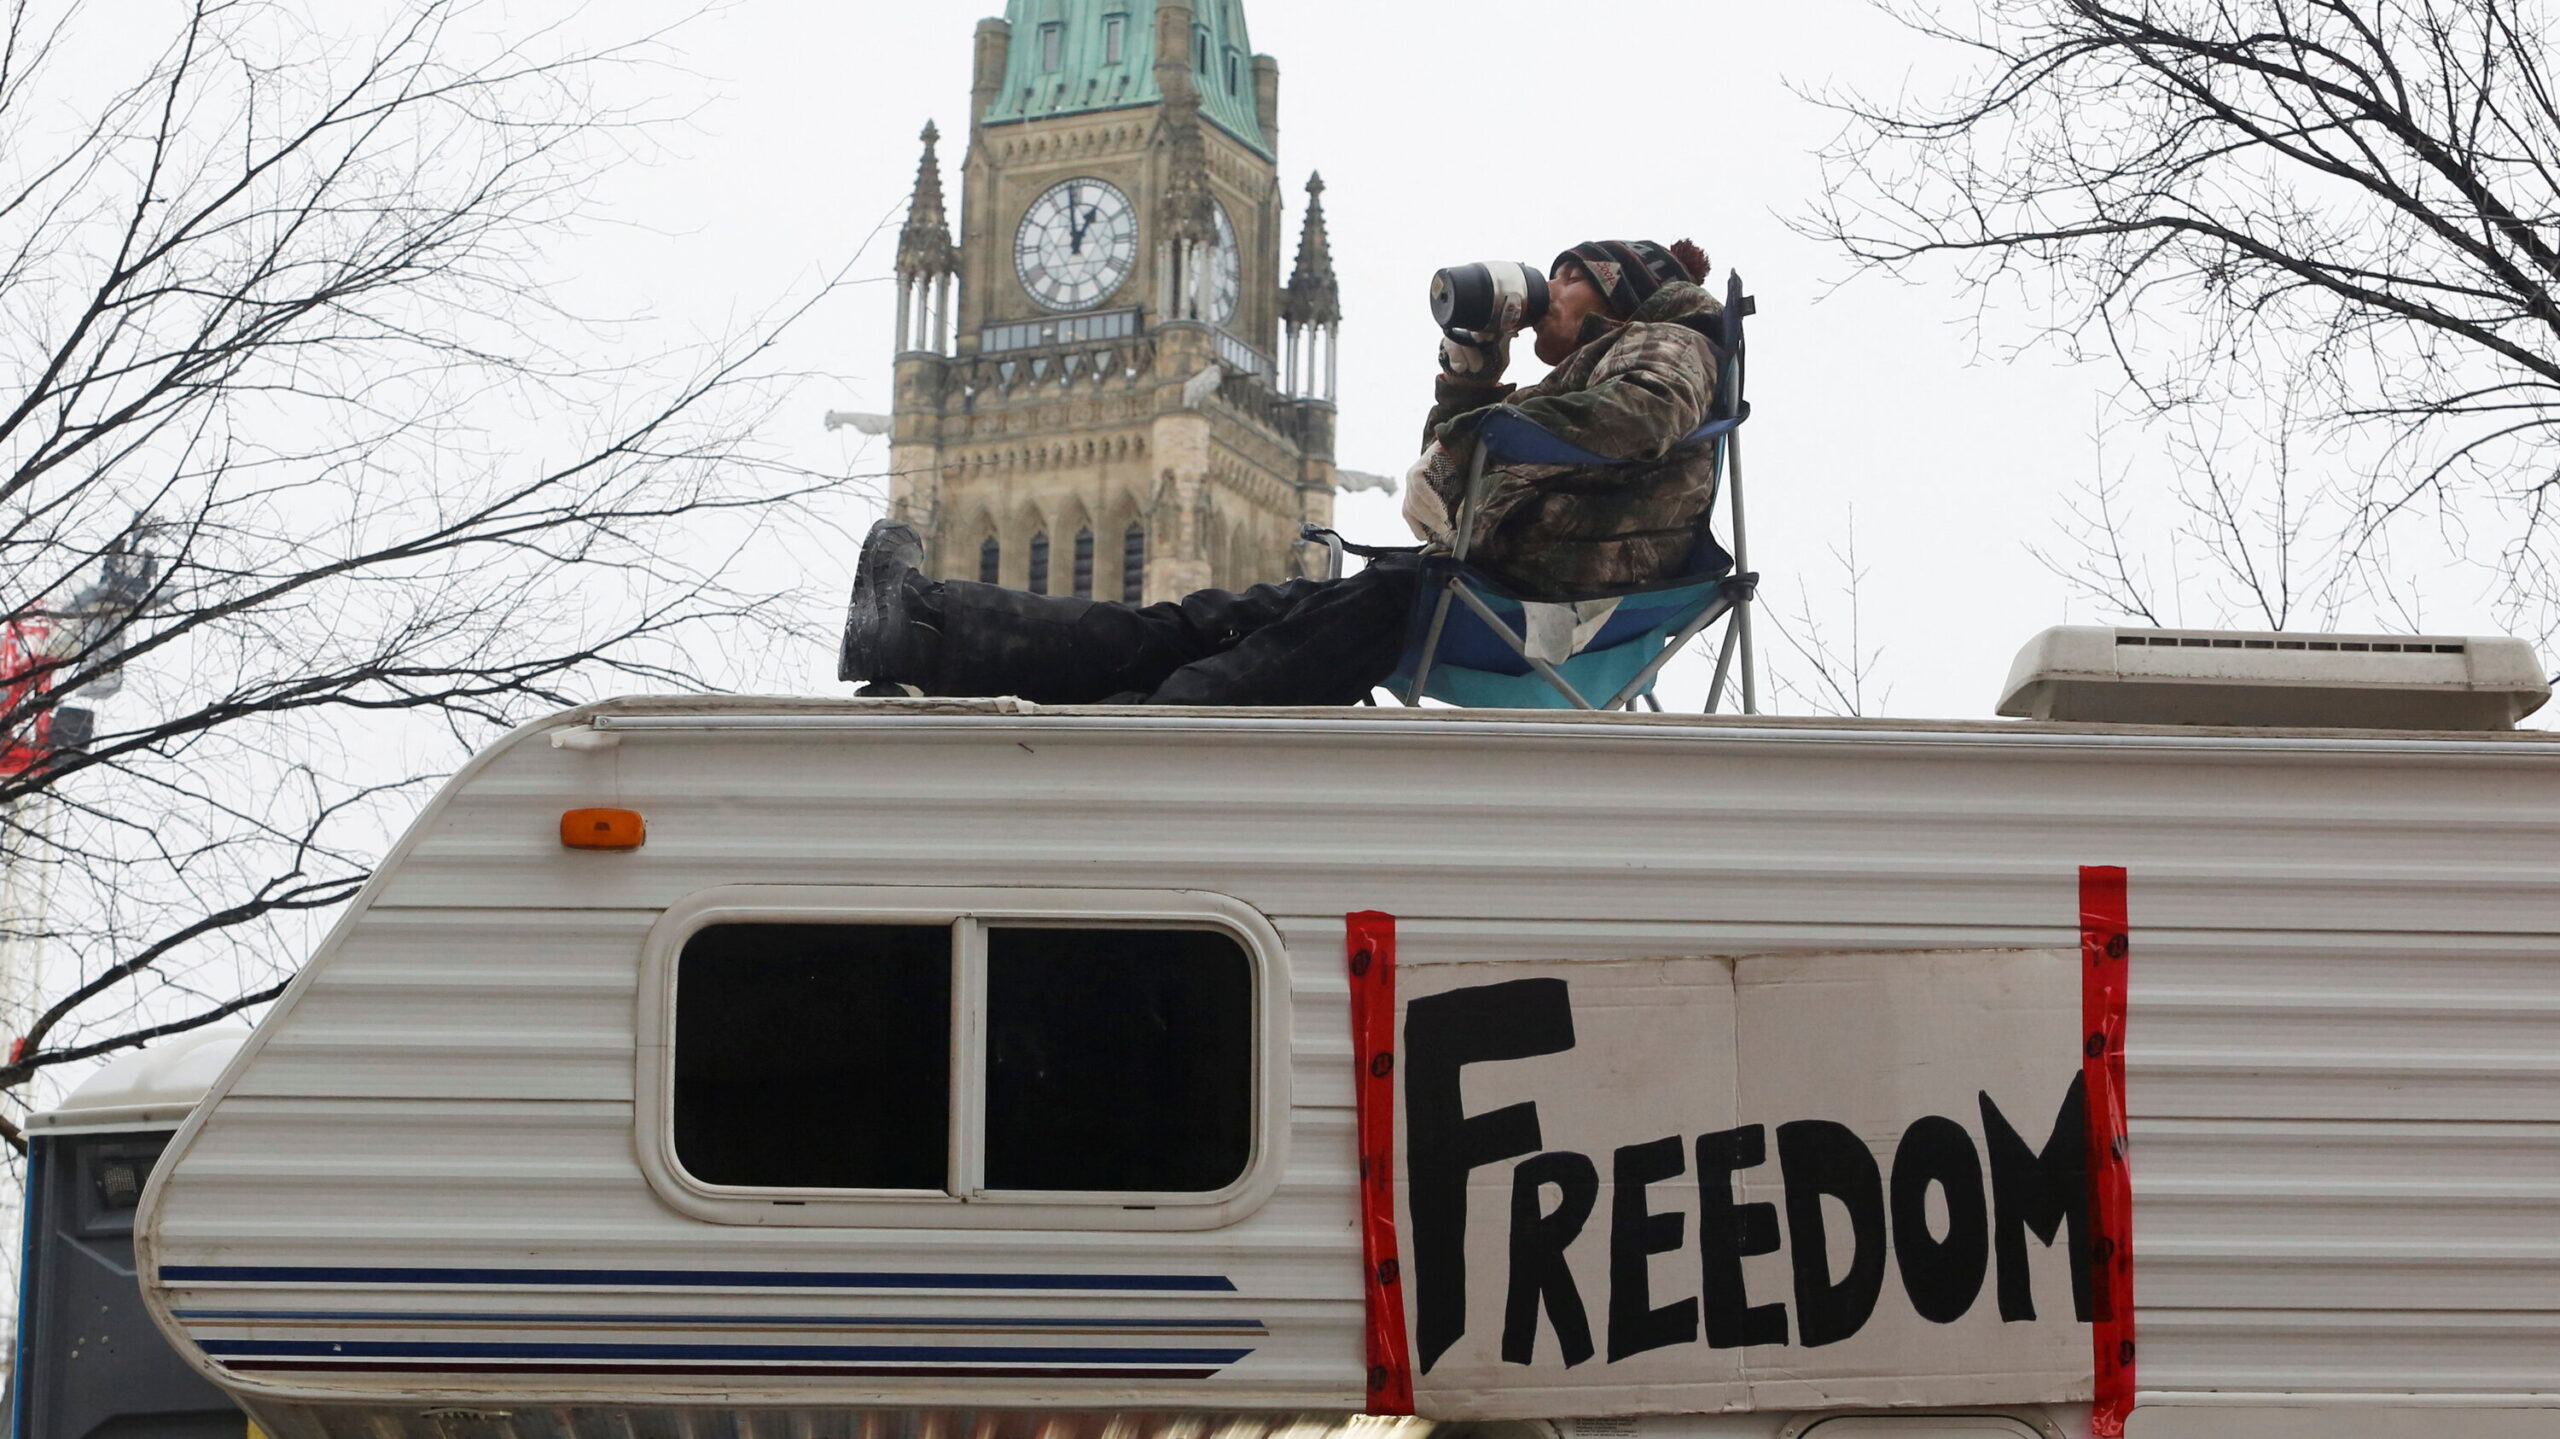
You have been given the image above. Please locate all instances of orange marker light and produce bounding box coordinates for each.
[561,807,646,851]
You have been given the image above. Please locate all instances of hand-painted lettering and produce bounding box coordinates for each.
[1891,1115,1991,1323]
[1402,975,2091,1373]
[1606,1135,1697,1361]
[1776,1120,1889,1347]
[1502,1151,1599,1366]
[1694,1125,1788,1348]
[1981,1075,2092,1323]
[1405,978,1577,1372]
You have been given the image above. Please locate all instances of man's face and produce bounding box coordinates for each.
[1531,262,1615,366]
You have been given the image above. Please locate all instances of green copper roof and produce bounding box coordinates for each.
[982,0,1271,159]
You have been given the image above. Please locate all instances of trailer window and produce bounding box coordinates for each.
[673,922,952,1191]
[664,914,1258,1205]
[983,927,1252,1193]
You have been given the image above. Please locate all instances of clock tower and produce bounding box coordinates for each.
[885,0,1341,603]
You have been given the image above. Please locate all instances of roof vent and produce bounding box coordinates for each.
[1998,626,2551,730]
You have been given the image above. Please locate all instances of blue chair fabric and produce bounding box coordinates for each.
[1384,407,1750,710]
[1384,558,1745,709]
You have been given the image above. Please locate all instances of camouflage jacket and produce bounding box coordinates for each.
[1422,280,1726,600]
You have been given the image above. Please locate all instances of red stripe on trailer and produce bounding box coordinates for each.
[2080,866,2137,1437]
[1345,910,1413,1416]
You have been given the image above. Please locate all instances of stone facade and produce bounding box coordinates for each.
[886,0,1340,604]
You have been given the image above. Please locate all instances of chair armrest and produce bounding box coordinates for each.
[1298,524,1348,581]
[1298,523,1425,581]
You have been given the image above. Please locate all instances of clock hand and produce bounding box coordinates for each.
[1066,187,1087,253]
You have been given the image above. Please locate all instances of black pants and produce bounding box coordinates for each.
[923,556,1420,706]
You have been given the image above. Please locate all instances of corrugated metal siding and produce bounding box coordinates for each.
[145,708,2560,1417]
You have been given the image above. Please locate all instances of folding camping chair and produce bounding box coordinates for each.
[1305,272,1758,712]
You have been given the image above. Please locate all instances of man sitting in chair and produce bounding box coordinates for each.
[839,238,1724,705]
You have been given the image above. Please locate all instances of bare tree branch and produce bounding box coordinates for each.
[1804,0,2560,630]
[0,0,876,1105]
[1765,509,1893,717]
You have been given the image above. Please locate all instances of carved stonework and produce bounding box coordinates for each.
[990,121,1151,166]
[888,1,1339,600]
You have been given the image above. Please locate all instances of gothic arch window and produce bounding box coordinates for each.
[1029,531,1051,595]
[1122,523,1147,603]
[1073,528,1096,599]
[979,535,1002,585]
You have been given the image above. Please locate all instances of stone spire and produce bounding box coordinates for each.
[894,122,959,356]
[1282,172,1339,327]
[1281,172,1339,402]
[897,122,959,282]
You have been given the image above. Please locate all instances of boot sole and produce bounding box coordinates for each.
[838,525,921,681]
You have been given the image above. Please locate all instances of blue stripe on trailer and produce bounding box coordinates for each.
[223,1361,1229,1379]
[172,1309,1268,1330]
[161,1266,1236,1292]
[199,1340,1255,1364]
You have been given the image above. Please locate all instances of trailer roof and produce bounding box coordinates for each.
[27,1028,247,1136]
[552,694,2560,753]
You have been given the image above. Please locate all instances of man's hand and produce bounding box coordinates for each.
[1438,327,1511,383]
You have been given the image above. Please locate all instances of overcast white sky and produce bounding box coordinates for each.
[524,0,2155,718]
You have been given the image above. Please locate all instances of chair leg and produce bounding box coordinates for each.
[1448,582,1596,710]
[1738,599,1758,715]
[1405,582,1458,706]
[1707,622,1741,714]
[1602,590,1741,711]
[1724,420,1758,716]
[1403,440,1498,706]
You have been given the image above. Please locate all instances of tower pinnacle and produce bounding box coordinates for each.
[893,122,958,357]
[1281,172,1340,403]
[897,122,959,283]
[1282,172,1339,328]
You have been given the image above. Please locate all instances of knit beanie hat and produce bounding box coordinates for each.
[1553,239,1711,317]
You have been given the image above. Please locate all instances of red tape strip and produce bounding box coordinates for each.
[2080,866,2137,1437]
[1346,910,1413,1415]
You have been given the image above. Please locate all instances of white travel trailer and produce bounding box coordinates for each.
[132,631,2560,1439]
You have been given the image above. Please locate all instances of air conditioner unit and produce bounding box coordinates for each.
[1997,626,2551,730]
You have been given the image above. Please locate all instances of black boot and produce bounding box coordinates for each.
[837,521,935,686]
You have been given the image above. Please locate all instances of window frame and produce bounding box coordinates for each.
[1122,522,1147,602]
[636,885,1290,1231]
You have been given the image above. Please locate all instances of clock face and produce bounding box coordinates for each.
[1015,178,1138,312]
[1207,199,1241,325]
